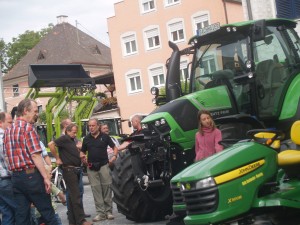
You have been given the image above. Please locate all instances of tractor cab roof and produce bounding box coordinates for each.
[189,18,297,47]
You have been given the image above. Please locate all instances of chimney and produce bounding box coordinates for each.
[57,15,68,24]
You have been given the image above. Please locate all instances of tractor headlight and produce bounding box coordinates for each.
[160,118,166,125]
[142,123,148,129]
[155,120,161,126]
[195,177,216,189]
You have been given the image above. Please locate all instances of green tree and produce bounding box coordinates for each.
[1,23,54,72]
[38,109,70,124]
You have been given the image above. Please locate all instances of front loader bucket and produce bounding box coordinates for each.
[28,64,95,88]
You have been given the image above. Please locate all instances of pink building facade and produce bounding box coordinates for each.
[108,0,244,134]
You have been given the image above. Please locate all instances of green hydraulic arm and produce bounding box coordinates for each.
[53,89,75,138]
[73,89,98,138]
[26,87,66,143]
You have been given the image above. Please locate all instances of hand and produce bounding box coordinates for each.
[76,141,82,150]
[56,158,63,166]
[80,152,87,164]
[44,177,52,194]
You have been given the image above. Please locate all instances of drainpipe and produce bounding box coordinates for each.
[246,0,253,20]
[222,0,229,24]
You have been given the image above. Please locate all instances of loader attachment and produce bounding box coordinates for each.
[28,64,95,88]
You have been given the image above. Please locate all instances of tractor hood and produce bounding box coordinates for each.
[172,141,278,184]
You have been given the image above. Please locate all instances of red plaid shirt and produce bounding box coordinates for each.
[3,118,42,171]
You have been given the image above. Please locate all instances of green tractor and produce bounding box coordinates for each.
[171,123,300,225]
[111,18,300,222]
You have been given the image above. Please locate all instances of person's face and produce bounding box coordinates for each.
[64,119,72,128]
[132,119,140,129]
[200,113,212,128]
[66,126,78,139]
[3,114,13,129]
[101,125,109,134]
[24,101,39,124]
[88,120,100,135]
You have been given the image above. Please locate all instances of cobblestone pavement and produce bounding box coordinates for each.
[56,176,167,225]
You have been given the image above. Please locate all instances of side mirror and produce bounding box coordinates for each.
[252,20,266,42]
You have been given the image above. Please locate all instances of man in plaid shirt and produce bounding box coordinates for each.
[3,99,57,225]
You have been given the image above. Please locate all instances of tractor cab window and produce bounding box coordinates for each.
[192,36,251,113]
[254,26,299,118]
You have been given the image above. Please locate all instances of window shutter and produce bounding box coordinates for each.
[150,67,164,76]
[276,0,300,19]
[146,28,158,38]
[123,34,135,43]
[194,14,208,24]
[169,21,183,32]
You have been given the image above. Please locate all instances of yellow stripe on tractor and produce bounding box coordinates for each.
[214,159,265,185]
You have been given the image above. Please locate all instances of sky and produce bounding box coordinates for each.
[0,0,121,46]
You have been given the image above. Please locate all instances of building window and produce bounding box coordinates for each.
[276,0,300,19]
[38,105,43,113]
[122,33,138,56]
[13,84,19,97]
[141,0,156,13]
[193,14,209,35]
[168,20,185,43]
[149,66,165,87]
[180,60,189,81]
[165,0,180,7]
[144,27,160,50]
[127,72,143,93]
[202,55,216,74]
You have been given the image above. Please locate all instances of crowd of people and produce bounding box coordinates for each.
[0,98,144,225]
[0,98,222,225]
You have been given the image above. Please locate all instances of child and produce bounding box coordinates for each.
[195,109,223,161]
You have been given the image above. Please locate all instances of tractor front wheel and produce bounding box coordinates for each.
[111,150,173,222]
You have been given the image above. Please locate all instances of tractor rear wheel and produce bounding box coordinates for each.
[111,150,173,222]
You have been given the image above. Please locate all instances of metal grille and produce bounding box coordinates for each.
[182,186,218,215]
[171,183,184,205]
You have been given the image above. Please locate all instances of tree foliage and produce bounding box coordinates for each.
[0,24,54,73]
[38,109,70,124]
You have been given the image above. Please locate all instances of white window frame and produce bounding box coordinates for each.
[148,64,165,87]
[192,12,210,35]
[143,26,161,50]
[126,70,143,94]
[121,32,138,56]
[164,0,180,7]
[140,0,156,14]
[167,19,185,43]
[180,59,189,81]
[202,54,217,74]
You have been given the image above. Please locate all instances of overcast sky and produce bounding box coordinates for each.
[0,0,121,46]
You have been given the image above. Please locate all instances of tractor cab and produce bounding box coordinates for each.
[189,20,299,116]
[188,19,300,127]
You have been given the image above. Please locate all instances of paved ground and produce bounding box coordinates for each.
[56,175,167,225]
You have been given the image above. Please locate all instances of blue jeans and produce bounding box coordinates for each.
[0,178,17,225]
[12,169,57,225]
[38,213,62,225]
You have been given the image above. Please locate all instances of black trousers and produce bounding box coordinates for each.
[62,167,85,225]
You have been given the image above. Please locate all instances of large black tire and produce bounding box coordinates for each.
[111,150,173,222]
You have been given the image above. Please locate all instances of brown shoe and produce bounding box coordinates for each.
[81,221,93,225]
